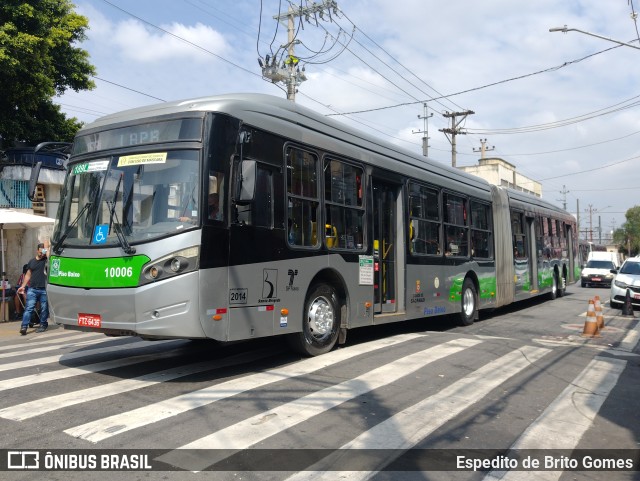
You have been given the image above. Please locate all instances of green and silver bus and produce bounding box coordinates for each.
[35,93,578,356]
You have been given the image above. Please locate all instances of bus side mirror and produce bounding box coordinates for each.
[237,160,256,203]
[28,161,42,201]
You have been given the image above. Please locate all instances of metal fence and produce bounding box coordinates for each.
[0,180,32,209]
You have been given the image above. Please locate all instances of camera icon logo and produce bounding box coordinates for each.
[7,451,39,469]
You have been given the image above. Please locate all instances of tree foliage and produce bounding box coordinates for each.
[613,205,640,257]
[0,0,96,146]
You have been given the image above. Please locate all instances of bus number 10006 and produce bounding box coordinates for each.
[104,267,134,278]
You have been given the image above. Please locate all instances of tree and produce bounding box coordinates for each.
[0,0,96,147]
[613,206,640,257]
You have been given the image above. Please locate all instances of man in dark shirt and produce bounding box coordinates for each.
[18,242,50,335]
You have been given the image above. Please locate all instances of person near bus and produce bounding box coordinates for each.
[208,193,221,220]
[178,193,221,223]
[18,242,50,335]
[13,264,28,320]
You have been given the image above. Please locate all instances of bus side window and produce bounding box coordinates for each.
[235,164,272,227]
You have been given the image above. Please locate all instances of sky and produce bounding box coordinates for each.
[55,0,640,242]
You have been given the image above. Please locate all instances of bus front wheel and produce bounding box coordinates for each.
[458,278,477,326]
[288,283,340,356]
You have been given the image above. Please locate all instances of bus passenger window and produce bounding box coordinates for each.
[324,158,365,251]
[288,198,318,246]
[287,147,319,247]
[233,163,273,227]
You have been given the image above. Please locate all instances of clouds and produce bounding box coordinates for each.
[55,0,640,233]
[110,20,229,63]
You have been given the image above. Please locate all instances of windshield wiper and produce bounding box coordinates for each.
[106,172,136,255]
[53,202,92,255]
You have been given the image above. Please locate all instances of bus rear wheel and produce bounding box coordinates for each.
[458,278,477,326]
[557,273,566,297]
[549,272,559,300]
[288,283,340,356]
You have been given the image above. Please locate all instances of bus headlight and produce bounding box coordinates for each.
[170,258,182,272]
[139,246,199,286]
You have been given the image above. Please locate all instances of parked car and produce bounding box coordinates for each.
[581,259,617,287]
[609,257,640,308]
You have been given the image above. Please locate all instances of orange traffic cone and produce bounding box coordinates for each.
[581,299,600,338]
[593,296,605,330]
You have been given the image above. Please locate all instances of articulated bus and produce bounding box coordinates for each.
[35,94,579,356]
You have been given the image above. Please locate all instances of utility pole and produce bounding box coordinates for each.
[557,185,569,210]
[585,204,611,243]
[576,198,580,240]
[598,215,603,244]
[472,138,494,160]
[412,103,433,157]
[440,110,474,167]
[586,204,595,242]
[261,0,338,101]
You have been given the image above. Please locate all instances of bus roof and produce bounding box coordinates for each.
[80,93,569,218]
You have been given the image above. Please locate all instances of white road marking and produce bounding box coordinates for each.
[159,338,483,471]
[484,356,627,481]
[64,333,427,443]
[0,339,178,373]
[0,348,276,421]
[283,345,551,481]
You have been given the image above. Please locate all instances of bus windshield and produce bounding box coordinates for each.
[53,149,200,248]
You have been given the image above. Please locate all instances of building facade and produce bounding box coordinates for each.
[0,147,65,285]
[459,157,542,198]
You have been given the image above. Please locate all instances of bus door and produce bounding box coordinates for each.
[526,216,538,290]
[511,211,532,295]
[566,223,575,283]
[372,180,397,313]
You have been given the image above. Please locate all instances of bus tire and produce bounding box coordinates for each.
[549,272,559,300]
[288,283,340,356]
[557,273,566,297]
[458,278,477,326]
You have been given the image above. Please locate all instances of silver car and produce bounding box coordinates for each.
[610,256,640,308]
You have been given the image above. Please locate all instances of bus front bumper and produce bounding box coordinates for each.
[47,273,206,339]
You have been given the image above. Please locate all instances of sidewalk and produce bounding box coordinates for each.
[0,318,60,339]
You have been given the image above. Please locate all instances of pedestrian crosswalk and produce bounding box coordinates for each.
[0,327,631,478]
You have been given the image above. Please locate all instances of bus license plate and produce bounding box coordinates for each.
[78,313,102,328]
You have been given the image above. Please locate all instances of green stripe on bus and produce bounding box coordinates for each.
[448,276,497,302]
[48,255,150,288]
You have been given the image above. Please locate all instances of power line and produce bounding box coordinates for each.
[93,76,166,102]
[100,0,261,79]
[539,153,640,181]
[332,11,463,112]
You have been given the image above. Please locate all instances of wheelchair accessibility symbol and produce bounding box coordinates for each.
[93,224,109,245]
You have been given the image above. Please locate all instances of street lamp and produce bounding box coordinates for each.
[549,25,640,51]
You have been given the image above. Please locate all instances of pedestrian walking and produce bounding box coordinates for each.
[18,242,49,335]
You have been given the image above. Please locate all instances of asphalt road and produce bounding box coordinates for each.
[0,284,637,481]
